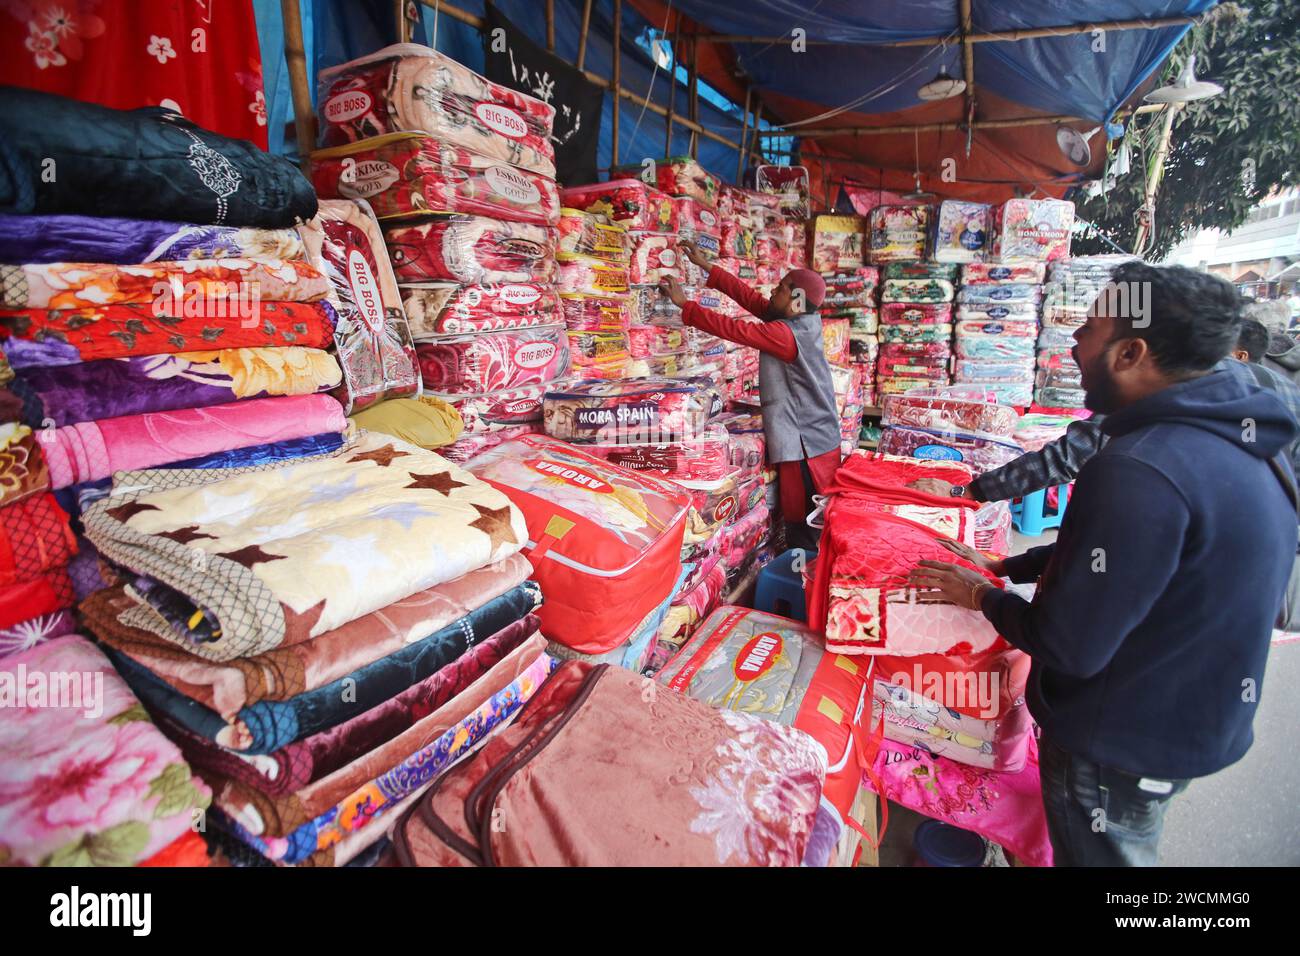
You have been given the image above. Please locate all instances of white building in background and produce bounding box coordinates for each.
[1163,187,1300,298]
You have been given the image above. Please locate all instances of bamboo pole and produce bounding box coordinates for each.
[612,0,622,167]
[665,25,678,159]
[1134,102,1182,255]
[735,85,752,183]
[546,0,555,52]
[692,15,1197,47]
[395,0,409,42]
[959,0,975,121]
[280,0,316,171]
[576,0,593,70]
[747,103,762,179]
[757,106,1164,138]
[688,35,700,159]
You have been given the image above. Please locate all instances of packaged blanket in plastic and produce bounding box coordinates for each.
[671,196,722,238]
[809,215,866,272]
[961,262,1046,285]
[627,232,686,285]
[880,302,952,326]
[715,412,766,475]
[559,294,629,333]
[1036,364,1083,390]
[651,156,721,207]
[719,500,772,573]
[822,318,851,366]
[974,499,1013,554]
[415,324,568,393]
[315,44,556,176]
[300,198,419,414]
[652,557,727,662]
[881,390,1019,436]
[872,681,1033,771]
[720,223,758,259]
[878,323,953,345]
[956,301,1040,322]
[755,165,811,218]
[465,436,691,653]
[957,282,1042,305]
[932,200,992,263]
[868,205,930,263]
[882,262,958,281]
[809,451,979,541]
[312,133,560,226]
[990,198,1074,262]
[880,278,955,304]
[543,377,719,443]
[382,215,556,285]
[876,353,950,378]
[438,383,546,433]
[879,340,951,360]
[580,424,733,483]
[1035,386,1086,408]
[876,375,946,397]
[556,207,628,262]
[953,358,1035,384]
[557,254,630,296]
[438,423,542,465]
[955,321,1039,359]
[627,323,688,358]
[883,424,1024,473]
[567,329,631,368]
[1049,254,1137,283]
[680,467,745,542]
[402,282,561,336]
[560,179,678,232]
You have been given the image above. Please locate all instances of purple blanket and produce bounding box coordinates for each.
[11,348,342,428]
[0,214,306,265]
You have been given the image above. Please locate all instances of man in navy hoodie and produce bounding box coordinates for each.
[911,262,1297,866]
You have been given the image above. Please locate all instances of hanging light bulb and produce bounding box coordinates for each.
[917,66,967,102]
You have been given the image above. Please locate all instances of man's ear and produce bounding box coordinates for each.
[1111,335,1149,372]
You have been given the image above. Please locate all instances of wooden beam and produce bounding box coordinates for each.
[758,104,1165,138]
[688,35,700,159]
[280,0,316,171]
[576,0,593,70]
[959,0,975,125]
[736,85,752,183]
[1134,102,1183,255]
[395,0,409,43]
[612,0,622,166]
[410,0,743,152]
[690,16,1197,47]
[665,25,678,159]
[546,0,555,53]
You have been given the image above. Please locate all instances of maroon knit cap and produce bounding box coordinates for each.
[784,268,826,309]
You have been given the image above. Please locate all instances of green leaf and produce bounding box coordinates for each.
[148,763,203,819]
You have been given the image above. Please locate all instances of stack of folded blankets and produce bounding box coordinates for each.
[79,432,551,866]
[878,389,1024,484]
[555,207,632,378]
[931,199,993,266]
[820,266,879,408]
[804,451,1035,772]
[1,632,213,867]
[876,260,956,398]
[311,43,564,462]
[954,260,1046,407]
[1038,255,1137,408]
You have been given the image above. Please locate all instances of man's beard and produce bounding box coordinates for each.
[1080,350,1122,414]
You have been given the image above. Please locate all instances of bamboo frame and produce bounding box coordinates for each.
[395,0,409,43]
[688,35,700,159]
[959,0,975,121]
[693,15,1198,47]
[757,103,1166,138]
[612,0,622,166]
[280,0,316,170]
[546,0,555,53]
[736,85,752,182]
[665,24,678,159]
[1134,101,1183,254]
[576,0,593,70]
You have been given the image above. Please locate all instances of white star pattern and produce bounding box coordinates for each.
[317,533,392,590]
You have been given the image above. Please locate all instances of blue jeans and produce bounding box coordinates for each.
[1038,737,1190,866]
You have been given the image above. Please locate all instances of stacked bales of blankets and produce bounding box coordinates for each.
[312,43,563,457]
[1,633,212,867]
[953,256,1045,408]
[875,260,957,398]
[78,433,554,866]
[554,207,632,378]
[804,451,1035,772]
[1038,255,1137,408]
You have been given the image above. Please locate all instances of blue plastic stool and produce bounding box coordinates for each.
[752,548,817,621]
[1011,483,1071,536]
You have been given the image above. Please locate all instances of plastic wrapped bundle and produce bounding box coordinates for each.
[932,200,992,263]
[312,133,560,225]
[881,390,1018,437]
[962,262,1046,284]
[957,282,1042,305]
[719,501,772,579]
[671,196,722,238]
[809,215,866,272]
[556,207,629,262]
[439,423,543,464]
[627,323,688,358]
[755,164,811,218]
[720,222,757,259]
[978,382,1034,406]
[877,353,950,378]
[402,282,561,336]
[879,425,1023,473]
[878,323,953,344]
[1037,348,1079,372]
[316,44,555,175]
[822,318,851,366]
[1036,364,1083,390]
[849,331,879,364]
[821,266,879,303]
[882,261,959,281]
[1035,385,1087,407]
[956,301,1040,322]
[973,500,1013,554]
[868,205,930,263]
[559,293,629,331]
[652,156,721,206]
[1041,305,1091,329]
[625,352,705,379]
[557,254,630,296]
[1037,324,1077,351]
[436,382,547,433]
[955,320,1039,359]
[543,377,720,443]
[581,425,733,482]
[991,198,1074,262]
[881,278,956,304]
[415,324,569,393]
[954,357,1035,383]
[880,340,951,360]
[560,179,678,232]
[382,215,556,284]
[1048,254,1137,283]
[680,468,746,542]
[627,233,686,285]
[881,302,952,326]
[567,329,631,367]
[877,373,948,396]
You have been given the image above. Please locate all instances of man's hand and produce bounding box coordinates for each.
[935,538,1004,576]
[659,275,688,308]
[908,478,965,498]
[679,238,712,269]
[908,560,995,610]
